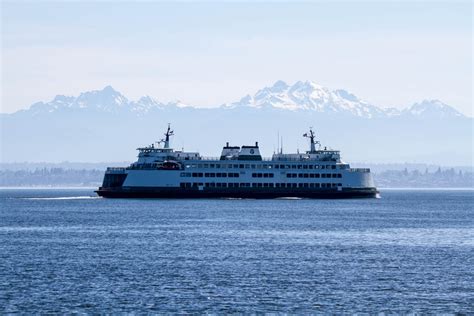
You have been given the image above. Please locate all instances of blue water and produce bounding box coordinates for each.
[0,189,473,313]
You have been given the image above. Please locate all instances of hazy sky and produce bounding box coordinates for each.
[1,1,472,115]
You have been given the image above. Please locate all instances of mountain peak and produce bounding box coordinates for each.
[405,99,462,118]
[292,80,324,91]
[75,85,128,110]
[102,85,117,93]
[239,94,252,104]
[79,85,122,98]
[419,99,447,108]
[52,95,74,103]
[333,89,360,102]
[236,80,381,116]
[137,95,158,104]
[271,80,289,91]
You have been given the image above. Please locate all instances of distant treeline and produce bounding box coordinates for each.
[373,168,473,188]
[0,168,103,187]
[0,167,472,188]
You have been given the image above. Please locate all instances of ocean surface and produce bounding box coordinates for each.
[0,188,473,313]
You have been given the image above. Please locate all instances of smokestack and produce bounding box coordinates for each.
[255,142,258,147]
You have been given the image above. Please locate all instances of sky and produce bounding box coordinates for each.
[1,1,472,115]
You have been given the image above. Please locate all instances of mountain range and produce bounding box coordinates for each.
[19,81,464,119]
[1,81,472,165]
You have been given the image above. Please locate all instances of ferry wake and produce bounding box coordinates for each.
[96,125,378,198]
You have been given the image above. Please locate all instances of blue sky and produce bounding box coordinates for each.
[1,1,472,115]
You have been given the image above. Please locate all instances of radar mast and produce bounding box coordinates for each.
[303,128,320,153]
[163,123,174,149]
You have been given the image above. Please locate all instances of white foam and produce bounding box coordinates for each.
[22,196,99,200]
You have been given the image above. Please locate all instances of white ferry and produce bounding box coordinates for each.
[96,125,377,198]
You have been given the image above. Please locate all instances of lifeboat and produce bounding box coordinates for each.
[157,160,182,170]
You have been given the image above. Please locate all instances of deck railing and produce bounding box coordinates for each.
[197,156,337,162]
[106,167,127,172]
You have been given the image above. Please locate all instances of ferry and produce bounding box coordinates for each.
[96,125,378,198]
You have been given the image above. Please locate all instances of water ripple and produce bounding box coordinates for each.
[0,189,473,313]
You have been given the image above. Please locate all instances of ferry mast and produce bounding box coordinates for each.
[163,123,174,149]
[303,129,320,153]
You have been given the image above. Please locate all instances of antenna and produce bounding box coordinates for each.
[277,130,280,154]
[156,139,165,148]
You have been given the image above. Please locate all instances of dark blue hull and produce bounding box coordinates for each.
[95,186,378,199]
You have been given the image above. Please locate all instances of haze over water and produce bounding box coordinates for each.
[1,189,473,313]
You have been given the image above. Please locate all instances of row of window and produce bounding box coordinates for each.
[181,172,343,179]
[180,172,240,178]
[180,182,342,189]
[180,172,343,179]
[252,173,274,178]
[287,173,342,178]
[185,163,342,170]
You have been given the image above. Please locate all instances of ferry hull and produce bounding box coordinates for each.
[95,187,378,199]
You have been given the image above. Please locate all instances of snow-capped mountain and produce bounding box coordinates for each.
[23,85,197,116]
[74,85,128,110]
[16,81,466,119]
[129,95,164,114]
[21,86,174,116]
[402,99,464,118]
[26,85,131,115]
[224,81,466,119]
[225,80,390,118]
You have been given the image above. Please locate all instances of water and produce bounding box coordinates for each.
[0,189,473,313]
